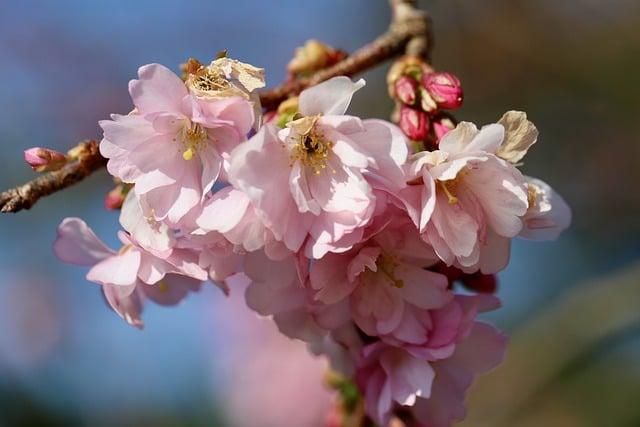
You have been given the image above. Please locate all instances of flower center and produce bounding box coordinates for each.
[177,122,208,161]
[288,116,334,175]
[364,251,404,288]
[190,67,231,94]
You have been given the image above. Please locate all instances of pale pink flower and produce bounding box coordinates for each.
[100,63,256,223]
[520,176,572,241]
[309,216,452,345]
[356,295,506,426]
[357,342,436,425]
[243,250,350,343]
[405,122,529,273]
[228,76,409,258]
[195,186,289,257]
[411,322,506,427]
[53,217,207,328]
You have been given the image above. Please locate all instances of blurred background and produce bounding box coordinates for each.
[0,0,638,426]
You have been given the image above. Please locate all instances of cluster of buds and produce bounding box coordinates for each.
[387,56,462,148]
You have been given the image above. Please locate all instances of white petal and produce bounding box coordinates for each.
[299,76,365,116]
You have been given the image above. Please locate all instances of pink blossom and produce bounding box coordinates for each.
[195,186,289,257]
[99,63,257,223]
[405,122,529,273]
[228,76,409,258]
[53,217,207,328]
[356,295,506,426]
[309,216,452,345]
[243,250,350,343]
[411,322,506,427]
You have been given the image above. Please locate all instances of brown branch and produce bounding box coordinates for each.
[260,0,431,109]
[0,0,430,214]
[0,141,106,213]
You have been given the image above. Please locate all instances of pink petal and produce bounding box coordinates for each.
[103,283,144,329]
[128,63,188,114]
[142,274,202,306]
[196,186,250,233]
[54,217,114,266]
[87,248,141,287]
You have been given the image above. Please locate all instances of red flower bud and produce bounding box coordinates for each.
[433,115,456,141]
[23,147,67,172]
[394,76,418,105]
[422,72,463,109]
[399,106,430,141]
[104,187,125,210]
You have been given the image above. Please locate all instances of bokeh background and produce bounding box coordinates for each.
[0,1,638,426]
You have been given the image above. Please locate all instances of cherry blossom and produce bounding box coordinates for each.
[100,61,261,223]
[53,217,207,328]
[228,76,408,258]
[404,121,530,273]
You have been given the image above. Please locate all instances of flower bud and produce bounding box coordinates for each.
[399,106,430,141]
[287,40,345,76]
[23,147,67,172]
[432,115,456,141]
[394,76,418,105]
[422,72,463,109]
[386,56,433,99]
[419,87,438,113]
[104,186,126,210]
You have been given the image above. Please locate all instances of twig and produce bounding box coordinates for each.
[0,0,430,214]
[0,141,106,213]
[260,0,430,109]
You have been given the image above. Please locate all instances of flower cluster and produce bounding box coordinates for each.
[53,54,570,426]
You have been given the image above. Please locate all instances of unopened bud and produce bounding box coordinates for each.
[387,56,433,100]
[422,72,463,109]
[433,115,456,141]
[104,186,126,210]
[399,106,430,141]
[276,96,299,128]
[394,76,418,105]
[288,40,344,76]
[24,147,67,172]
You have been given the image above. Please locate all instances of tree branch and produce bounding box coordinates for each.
[0,0,430,214]
[0,141,106,213]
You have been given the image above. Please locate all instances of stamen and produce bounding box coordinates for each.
[439,179,459,204]
[364,251,404,288]
[177,122,207,161]
[191,67,230,93]
[289,116,334,175]
[183,148,195,161]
